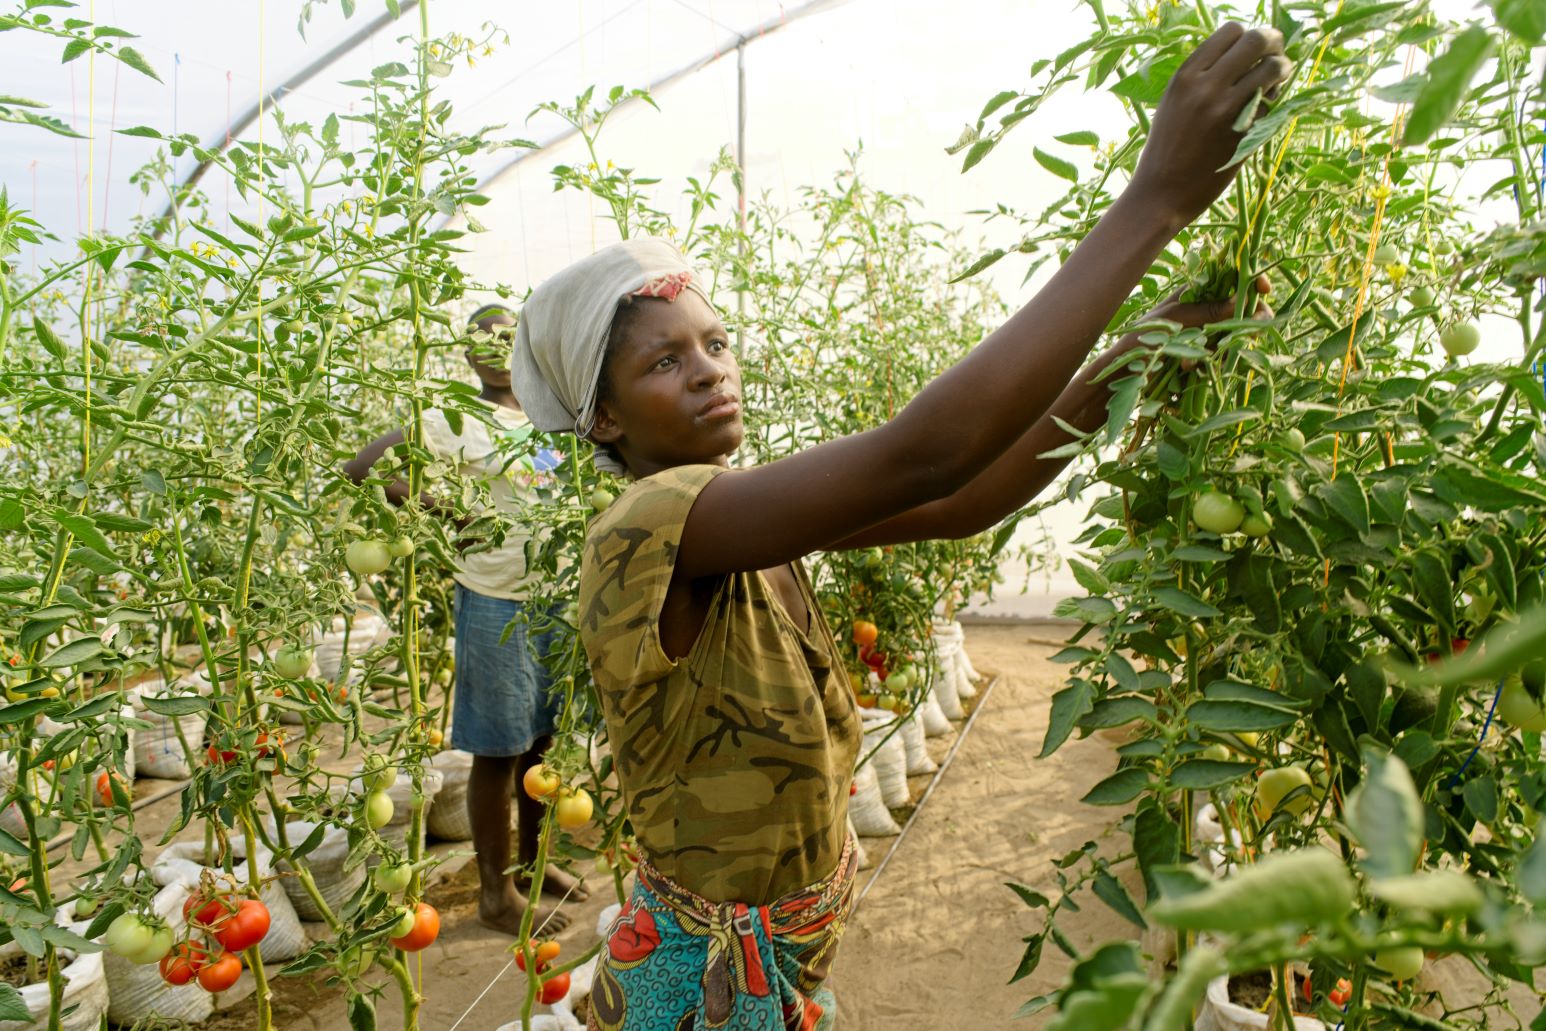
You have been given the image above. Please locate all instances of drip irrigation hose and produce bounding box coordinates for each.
[854,673,1001,908]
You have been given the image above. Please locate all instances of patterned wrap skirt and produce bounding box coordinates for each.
[587,836,857,1031]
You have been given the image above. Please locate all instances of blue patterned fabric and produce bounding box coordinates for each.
[587,838,855,1031]
[449,584,562,756]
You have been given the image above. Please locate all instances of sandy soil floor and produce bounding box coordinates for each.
[86,623,1543,1030]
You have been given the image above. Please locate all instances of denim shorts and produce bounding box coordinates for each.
[450,584,564,757]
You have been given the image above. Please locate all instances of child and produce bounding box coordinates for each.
[511,23,1288,1030]
[344,304,585,936]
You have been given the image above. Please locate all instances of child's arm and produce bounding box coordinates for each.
[675,23,1291,581]
[826,282,1271,548]
[342,430,415,505]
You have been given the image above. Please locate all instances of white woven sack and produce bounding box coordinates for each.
[1195,973,1325,1031]
[130,679,206,779]
[897,712,937,776]
[953,646,978,700]
[0,949,108,1031]
[918,692,951,736]
[102,880,214,1026]
[862,721,910,808]
[846,817,871,870]
[549,953,598,1027]
[847,762,900,837]
[495,1018,581,1031]
[265,815,365,922]
[426,749,474,842]
[154,841,307,963]
[930,647,965,721]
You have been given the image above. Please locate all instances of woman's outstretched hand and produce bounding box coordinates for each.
[1130,23,1294,225]
[1117,274,1275,373]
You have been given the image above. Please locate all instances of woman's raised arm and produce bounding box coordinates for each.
[673,23,1290,581]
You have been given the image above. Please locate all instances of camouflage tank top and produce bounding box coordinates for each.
[579,464,863,905]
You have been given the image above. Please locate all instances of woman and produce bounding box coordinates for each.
[512,23,1289,1030]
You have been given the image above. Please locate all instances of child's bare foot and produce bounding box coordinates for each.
[518,864,590,902]
[478,888,571,937]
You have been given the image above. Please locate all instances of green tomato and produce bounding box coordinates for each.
[389,906,417,938]
[1372,243,1401,265]
[1198,743,1231,762]
[345,540,391,576]
[105,913,170,963]
[589,488,615,514]
[1238,513,1273,538]
[364,790,395,830]
[1433,238,1455,255]
[1497,676,1546,733]
[386,536,415,559]
[1408,285,1434,308]
[373,862,413,895]
[1192,491,1245,535]
[1280,428,1306,453]
[273,644,313,680]
[1255,765,1313,819]
[1439,321,1480,357]
[362,755,398,792]
[1373,945,1424,981]
[141,925,174,965]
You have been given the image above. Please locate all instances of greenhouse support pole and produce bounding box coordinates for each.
[149,0,419,239]
[736,39,747,350]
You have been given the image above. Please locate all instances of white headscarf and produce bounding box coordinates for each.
[510,237,714,475]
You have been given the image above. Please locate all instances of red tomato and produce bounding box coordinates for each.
[389,902,440,952]
[159,942,207,985]
[538,970,571,1004]
[207,743,238,766]
[184,893,228,928]
[215,899,270,953]
[197,950,243,992]
[1329,978,1352,1007]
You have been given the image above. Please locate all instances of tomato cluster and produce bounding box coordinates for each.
[516,940,570,1003]
[105,892,271,994]
[521,763,594,829]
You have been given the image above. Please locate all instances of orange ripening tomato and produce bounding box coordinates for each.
[389,902,440,952]
[852,620,879,648]
[522,764,560,800]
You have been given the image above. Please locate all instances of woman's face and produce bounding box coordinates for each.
[591,291,742,478]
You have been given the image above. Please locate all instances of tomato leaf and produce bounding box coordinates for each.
[1346,749,1423,880]
[1462,775,1499,824]
[114,45,161,81]
[1314,476,1370,535]
[1519,833,1546,908]
[1034,146,1080,183]
[1112,52,1185,106]
[0,698,58,726]
[1092,867,1147,929]
[1488,0,1545,42]
[1105,652,1141,694]
[1080,696,1156,730]
[1203,679,1304,709]
[1171,759,1258,790]
[1184,699,1299,732]
[1133,799,1180,902]
[39,637,103,669]
[1151,586,1221,619]
[1403,26,1493,147]
[141,695,210,717]
[50,511,116,561]
[1040,680,1095,757]
[1081,767,1150,805]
